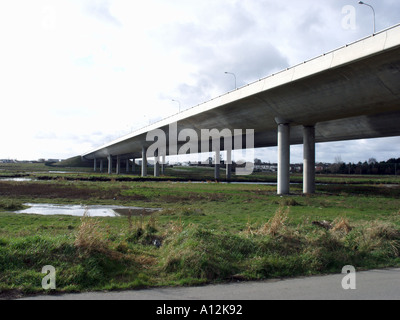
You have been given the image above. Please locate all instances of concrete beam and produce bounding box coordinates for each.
[277,123,290,195]
[303,126,316,194]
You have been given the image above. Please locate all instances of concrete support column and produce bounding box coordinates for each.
[226,149,232,180]
[94,158,97,172]
[100,160,103,173]
[132,159,136,174]
[126,159,129,173]
[214,151,220,180]
[154,151,160,177]
[116,156,121,175]
[303,125,316,194]
[161,155,165,175]
[141,147,147,177]
[277,123,290,195]
[108,155,113,175]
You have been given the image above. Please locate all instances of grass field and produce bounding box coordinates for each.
[1,163,400,298]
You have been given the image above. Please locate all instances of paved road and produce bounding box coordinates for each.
[19,268,400,300]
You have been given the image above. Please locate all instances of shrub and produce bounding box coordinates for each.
[74,210,113,257]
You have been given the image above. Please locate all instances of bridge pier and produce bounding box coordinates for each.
[214,151,220,180]
[226,149,232,180]
[277,122,291,195]
[161,155,165,175]
[303,126,316,194]
[94,158,97,172]
[108,155,113,174]
[100,159,104,173]
[116,156,121,175]
[132,158,136,174]
[154,151,160,177]
[141,147,147,177]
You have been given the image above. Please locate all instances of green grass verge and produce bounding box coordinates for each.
[0,172,400,298]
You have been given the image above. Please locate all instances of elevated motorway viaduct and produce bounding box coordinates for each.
[82,24,400,195]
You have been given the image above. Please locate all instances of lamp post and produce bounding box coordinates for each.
[224,72,237,89]
[358,1,376,34]
[172,99,181,113]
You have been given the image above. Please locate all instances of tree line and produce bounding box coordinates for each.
[326,158,400,175]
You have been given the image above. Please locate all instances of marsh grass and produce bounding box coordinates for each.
[0,199,25,211]
[1,174,400,297]
[158,207,205,217]
[2,207,400,297]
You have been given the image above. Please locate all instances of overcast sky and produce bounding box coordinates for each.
[1,0,399,163]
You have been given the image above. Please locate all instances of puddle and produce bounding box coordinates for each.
[380,184,400,188]
[224,181,278,185]
[16,203,161,217]
[174,181,301,185]
[0,177,34,182]
[47,171,87,174]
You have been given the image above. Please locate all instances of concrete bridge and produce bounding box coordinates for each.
[82,24,400,195]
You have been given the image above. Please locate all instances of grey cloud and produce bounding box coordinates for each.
[224,41,289,83]
[314,137,400,163]
[157,2,289,107]
[173,37,288,107]
[83,0,121,27]
[35,131,58,140]
[163,0,399,108]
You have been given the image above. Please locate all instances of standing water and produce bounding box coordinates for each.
[16,203,160,217]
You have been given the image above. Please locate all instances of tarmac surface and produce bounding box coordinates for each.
[18,268,400,300]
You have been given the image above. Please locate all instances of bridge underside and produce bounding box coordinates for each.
[83,25,400,194]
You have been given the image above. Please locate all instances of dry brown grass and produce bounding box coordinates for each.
[246,205,290,237]
[344,221,400,257]
[364,221,400,241]
[135,255,157,269]
[162,218,185,241]
[74,209,114,256]
[332,217,352,234]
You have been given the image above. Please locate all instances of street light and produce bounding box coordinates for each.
[358,1,376,34]
[172,99,181,113]
[224,72,237,90]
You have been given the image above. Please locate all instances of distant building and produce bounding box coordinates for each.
[254,164,278,172]
[0,159,16,163]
